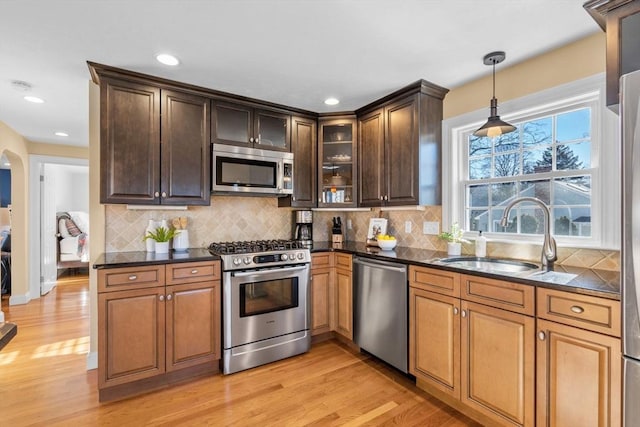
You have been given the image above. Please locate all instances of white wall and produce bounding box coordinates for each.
[47,164,89,213]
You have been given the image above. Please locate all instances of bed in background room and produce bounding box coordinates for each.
[56,211,89,274]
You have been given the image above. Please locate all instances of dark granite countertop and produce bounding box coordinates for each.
[93,248,219,269]
[310,241,620,300]
[0,322,17,352]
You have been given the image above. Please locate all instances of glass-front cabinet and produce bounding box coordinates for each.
[318,118,357,207]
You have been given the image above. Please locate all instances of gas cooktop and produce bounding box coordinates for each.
[208,239,310,271]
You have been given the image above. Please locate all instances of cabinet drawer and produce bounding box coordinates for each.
[335,253,352,271]
[410,266,460,297]
[311,252,333,269]
[537,288,621,337]
[461,274,534,316]
[98,265,165,293]
[166,261,220,285]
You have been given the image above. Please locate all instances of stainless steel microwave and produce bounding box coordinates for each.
[212,144,293,196]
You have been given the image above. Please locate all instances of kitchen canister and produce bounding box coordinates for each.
[173,230,190,252]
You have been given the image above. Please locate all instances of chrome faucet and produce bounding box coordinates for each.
[499,197,557,272]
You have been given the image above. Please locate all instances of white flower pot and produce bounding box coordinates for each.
[155,241,170,254]
[172,230,189,252]
[447,242,462,256]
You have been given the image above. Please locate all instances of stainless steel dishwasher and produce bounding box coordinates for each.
[353,256,408,373]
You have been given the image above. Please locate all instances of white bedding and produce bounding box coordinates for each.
[58,211,90,263]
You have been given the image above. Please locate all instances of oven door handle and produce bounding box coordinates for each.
[231,265,308,277]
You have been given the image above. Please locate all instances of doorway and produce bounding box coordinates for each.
[29,155,89,299]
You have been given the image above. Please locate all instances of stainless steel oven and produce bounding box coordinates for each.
[210,240,311,374]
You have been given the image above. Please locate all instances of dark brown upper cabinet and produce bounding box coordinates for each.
[585,0,640,111]
[317,117,358,208]
[212,100,291,152]
[356,80,448,207]
[279,116,317,208]
[95,74,210,206]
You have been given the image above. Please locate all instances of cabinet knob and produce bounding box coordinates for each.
[128,275,137,281]
[384,195,388,201]
[453,307,459,315]
[461,310,467,318]
[292,197,296,201]
[379,196,384,201]
[257,134,261,143]
[250,137,254,143]
[538,331,546,341]
[570,305,585,314]
[161,192,167,198]
[154,192,160,198]
[159,295,165,302]
[191,269,199,274]
[167,294,172,301]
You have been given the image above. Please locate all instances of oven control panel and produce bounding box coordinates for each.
[226,250,311,270]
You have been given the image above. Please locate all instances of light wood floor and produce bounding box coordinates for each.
[0,276,481,427]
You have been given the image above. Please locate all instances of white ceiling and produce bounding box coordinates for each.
[0,0,600,147]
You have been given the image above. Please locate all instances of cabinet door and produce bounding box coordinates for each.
[161,89,211,205]
[335,267,353,340]
[98,287,165,388]
[461,300,535,427]
[536,319,621,427]
[100,78,160,204]
[289,116,317,207]
[310,267,332,335]
[166,281,221,372]
[318,119,357,207]
[385,94,419,206]
[358,109,385,206]
[211,101,253,146]
[254,109,291,152]
[410,287,460,399]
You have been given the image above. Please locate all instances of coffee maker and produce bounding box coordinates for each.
[294,210,313,247]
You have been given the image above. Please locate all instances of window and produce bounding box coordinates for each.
[465,106,593,237]
[442,74,620,249]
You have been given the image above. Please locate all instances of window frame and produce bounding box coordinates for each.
[442,74,619,250]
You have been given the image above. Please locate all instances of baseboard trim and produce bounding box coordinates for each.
[9,293,30,306]
[86,351,98,371]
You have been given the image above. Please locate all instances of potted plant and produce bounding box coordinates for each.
[143,226,180,254]
[438,222,470,256]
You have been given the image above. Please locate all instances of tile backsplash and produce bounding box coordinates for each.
[104,198,619,272]
[105,196,294,252]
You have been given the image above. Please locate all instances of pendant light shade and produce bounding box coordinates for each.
[473,51,516,138]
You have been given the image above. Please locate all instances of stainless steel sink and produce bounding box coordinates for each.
[437,256,539,274]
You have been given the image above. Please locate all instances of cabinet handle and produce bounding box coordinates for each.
[453,307,459,315]
[257,134,261,143]
[292,196,296,201]
[570,305,585,314]
[191,269,199,274]
[379,196,384,201]
[538,331,546,341]
[167,294,172,301]
[461,310,467,318]
[128,275,137,281]
[154,192,160,198]
[161,192,167,198]
[384,195,388,201]
[159,295,165,302]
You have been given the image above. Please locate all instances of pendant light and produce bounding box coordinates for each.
[473,51,516,138]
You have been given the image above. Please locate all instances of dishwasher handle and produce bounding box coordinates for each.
[353,256,407,273]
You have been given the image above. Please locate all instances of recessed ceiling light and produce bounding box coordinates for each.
[156,53,180,66]
[55,131,69,137]
[324,97,340,106]
[24,95,44,104]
